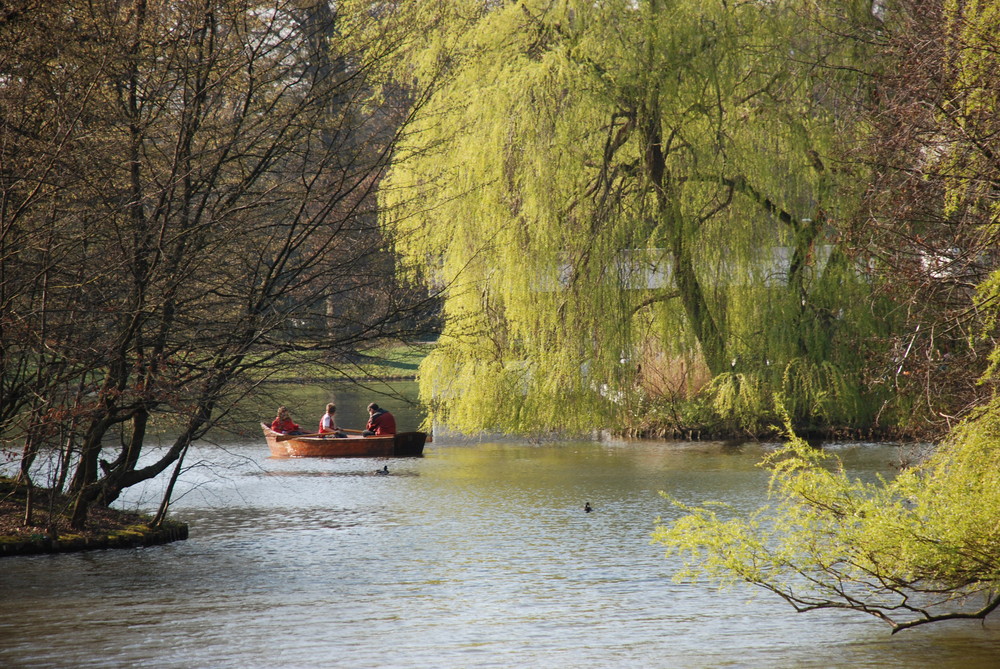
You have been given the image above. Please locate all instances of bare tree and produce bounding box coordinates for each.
[847,0,1000,433]
[0,1,434,528]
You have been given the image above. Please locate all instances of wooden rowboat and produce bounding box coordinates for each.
[261,423,427,458]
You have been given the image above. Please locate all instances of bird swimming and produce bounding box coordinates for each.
[584,502,592,513]
[375,465,389,475]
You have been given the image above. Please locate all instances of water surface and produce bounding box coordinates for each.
[2,436,999,668]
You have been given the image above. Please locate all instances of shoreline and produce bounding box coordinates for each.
[0,477,188,558]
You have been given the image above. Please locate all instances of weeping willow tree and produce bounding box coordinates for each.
[369,0,888,435]
[654,0,1000,632]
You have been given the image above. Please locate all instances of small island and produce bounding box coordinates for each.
[0,477,187,557]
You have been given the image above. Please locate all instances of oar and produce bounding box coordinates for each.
[339,427,366,434]
[275,431,322,442]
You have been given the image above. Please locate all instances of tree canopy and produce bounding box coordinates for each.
[653,0,1000,632]
[366,0,1000,632]
[0,0,433,527]
[377,0,896,436]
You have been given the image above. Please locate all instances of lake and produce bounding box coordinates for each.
[1,384,999,668]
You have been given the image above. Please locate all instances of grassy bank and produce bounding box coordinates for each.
[262,342,434,382]
[0,477,188,557]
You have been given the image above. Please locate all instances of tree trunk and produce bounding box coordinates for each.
[640,104,727,375]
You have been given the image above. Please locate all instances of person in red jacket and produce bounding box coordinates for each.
[270,406,302,434]
[362,402,396,436]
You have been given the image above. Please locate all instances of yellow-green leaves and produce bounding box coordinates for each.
[380,0,877,435]
[655,407,1000,630]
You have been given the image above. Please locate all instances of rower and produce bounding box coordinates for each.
[362,403,397,436]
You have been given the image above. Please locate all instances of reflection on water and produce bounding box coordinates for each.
[2,438,1000,668]
[258,468,421,479]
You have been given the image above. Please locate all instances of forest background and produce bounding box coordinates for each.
[2,0,999,633]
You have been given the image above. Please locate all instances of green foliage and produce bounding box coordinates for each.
[779,359,859,426]
[654,402,1000,631]
[375,0,885,435]
[979,271,1000,381]
[941,0,1000,220]
[253,343,433,382]
[700,358,865,435]
[652,0,1000,633]
[704,372,772,434]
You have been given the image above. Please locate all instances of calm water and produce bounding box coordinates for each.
[2,388,999,667]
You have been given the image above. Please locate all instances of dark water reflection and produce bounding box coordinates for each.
[3,434,1000,667]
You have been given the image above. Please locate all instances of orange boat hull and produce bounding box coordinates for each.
[262,424,426,458]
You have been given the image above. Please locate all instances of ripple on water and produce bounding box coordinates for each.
[2,440,1000,668]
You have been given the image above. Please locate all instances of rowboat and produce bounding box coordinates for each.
[261,424,427,458]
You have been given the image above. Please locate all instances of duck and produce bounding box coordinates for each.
[375,465,389,475]
[584,502,592,513]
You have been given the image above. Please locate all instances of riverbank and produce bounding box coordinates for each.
[262,343,432,383]
[0,477,187,557]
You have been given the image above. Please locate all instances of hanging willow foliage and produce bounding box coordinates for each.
[370,0,892,434]
[654,0,1000,632]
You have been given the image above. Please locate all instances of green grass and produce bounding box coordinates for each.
[262,342,434,382]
